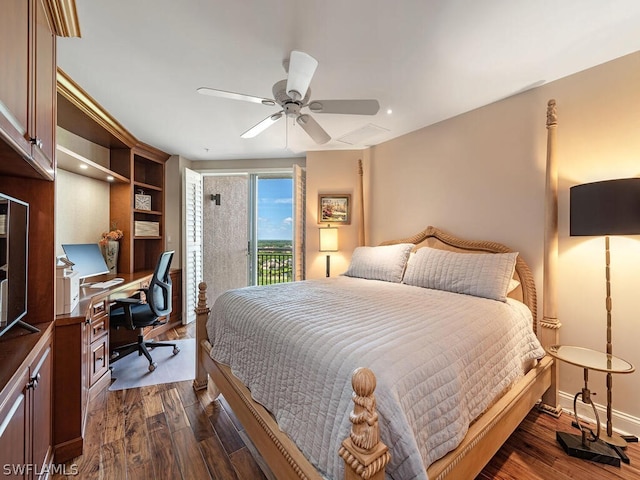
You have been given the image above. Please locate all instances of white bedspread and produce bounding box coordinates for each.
[206,277,545,480]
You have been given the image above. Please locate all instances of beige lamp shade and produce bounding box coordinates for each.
[319,226,338,252]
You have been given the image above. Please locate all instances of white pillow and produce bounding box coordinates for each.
[402,247,518,302]
[344,243,413,283]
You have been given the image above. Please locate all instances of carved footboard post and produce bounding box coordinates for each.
[339,368,390,480]
[539,99,563,416]
[193,282,211,391]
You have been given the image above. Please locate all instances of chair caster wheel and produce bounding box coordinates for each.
[149,362,157,372]
[173,346,180,355]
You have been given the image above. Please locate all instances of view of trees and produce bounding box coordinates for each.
[257,240,292,285]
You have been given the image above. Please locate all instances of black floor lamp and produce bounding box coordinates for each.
[570,177,640,447]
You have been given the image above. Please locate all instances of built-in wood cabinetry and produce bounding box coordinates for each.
[0,0,66,471]
[53,284,134,463]
[57,70,170,273]
[53,71,179,462]
[0,0,56,180]
[0,324,53,480]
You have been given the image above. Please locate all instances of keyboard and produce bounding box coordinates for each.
[89,277,125,289]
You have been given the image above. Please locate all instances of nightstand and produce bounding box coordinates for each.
[546,345,635,466]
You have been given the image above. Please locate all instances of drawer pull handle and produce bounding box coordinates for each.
[27,373,41,390]
[30,137,43,149]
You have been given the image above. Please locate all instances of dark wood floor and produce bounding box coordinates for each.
[54,323,640,479]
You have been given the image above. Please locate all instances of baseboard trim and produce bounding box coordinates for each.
[559,390,640,438]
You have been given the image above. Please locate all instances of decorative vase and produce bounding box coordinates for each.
[103,240,119,274]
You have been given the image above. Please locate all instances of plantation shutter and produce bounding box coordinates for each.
[293,164,306,280]
[183,168,203,324]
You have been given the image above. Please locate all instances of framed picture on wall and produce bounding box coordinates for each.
[318,194,351,224]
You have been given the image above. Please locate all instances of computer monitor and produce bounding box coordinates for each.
[61,244,110,284]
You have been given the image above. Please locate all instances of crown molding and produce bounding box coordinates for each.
[57,68,137,148]
[43,0,81,37]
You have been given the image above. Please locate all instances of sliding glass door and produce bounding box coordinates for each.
[250,174,294,286]
[189,168,304,307]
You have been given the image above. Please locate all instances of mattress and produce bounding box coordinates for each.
[206,276,545,479]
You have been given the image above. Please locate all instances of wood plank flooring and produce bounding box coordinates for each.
[54,324,640,479]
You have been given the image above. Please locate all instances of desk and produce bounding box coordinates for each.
[53,271,153,463]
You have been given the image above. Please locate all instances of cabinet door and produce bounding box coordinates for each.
[31,0,56,176]
[89,338,109,386]
[0,367,29,479]
[0,0,31,158]
[30,343,52,480]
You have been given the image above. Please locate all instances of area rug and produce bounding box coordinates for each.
[108,338,195,391]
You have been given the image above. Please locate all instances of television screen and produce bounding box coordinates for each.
[61,243,110,281]
[0,193,29,338]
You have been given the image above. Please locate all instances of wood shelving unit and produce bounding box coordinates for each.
[56,69,170,274]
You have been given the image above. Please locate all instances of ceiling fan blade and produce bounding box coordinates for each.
[241,112,283,138]
[296,114,330,144]
[308,99,380,115]
[286,51,318,101]
[197,87,276,106]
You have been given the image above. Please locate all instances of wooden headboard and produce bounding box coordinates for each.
[380,226,537,333]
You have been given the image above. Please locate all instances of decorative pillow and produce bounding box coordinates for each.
[344,243,414,283]
[402,247,518,302]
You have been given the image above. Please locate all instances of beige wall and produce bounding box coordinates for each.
[305,150,367,279]
[364,51,640,433]
[165,155,189,269]
[55,169,110,256]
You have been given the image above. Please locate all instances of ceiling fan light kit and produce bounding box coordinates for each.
[198,50,381,144]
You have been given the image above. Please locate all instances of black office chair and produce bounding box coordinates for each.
[109,250,179,372]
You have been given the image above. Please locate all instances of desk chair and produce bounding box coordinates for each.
[109,250,179,372]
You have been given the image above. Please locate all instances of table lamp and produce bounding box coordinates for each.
[570,177,640,447]
[319,225,338,277]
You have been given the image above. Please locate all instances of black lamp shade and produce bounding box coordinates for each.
[570,178,640,236]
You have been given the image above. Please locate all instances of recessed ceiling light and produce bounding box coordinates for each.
[79,163,88,169]
[106,175,114,182]
[386,108,393,115]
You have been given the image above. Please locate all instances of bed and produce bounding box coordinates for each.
[193,100,561,480]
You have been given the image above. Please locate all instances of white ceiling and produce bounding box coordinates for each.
[57,0,640,161]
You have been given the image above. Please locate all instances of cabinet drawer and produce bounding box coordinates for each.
[90,299,108,320]
[89,314,108,343]
[89,338,108,386]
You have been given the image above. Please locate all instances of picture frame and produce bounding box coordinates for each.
[318,194,351,224]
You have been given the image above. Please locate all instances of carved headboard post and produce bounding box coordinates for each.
[539,99,562,416]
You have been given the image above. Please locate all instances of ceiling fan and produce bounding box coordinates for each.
[197,51,380,144]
